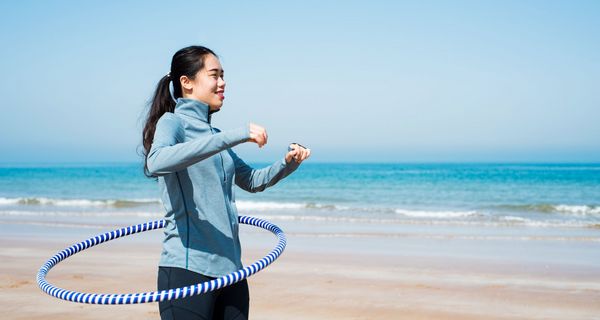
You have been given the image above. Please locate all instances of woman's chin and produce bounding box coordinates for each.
[210,102,223,111]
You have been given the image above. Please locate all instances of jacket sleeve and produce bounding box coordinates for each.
[228,149,300,193]
[147,114,250,176]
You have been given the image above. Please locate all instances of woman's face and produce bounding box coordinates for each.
[181,54,226,111]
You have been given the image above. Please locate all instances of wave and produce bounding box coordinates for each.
[0,209,164,218]
[554,205,600,215]
[244,213,600,229]
[235,200,351,211]
[2,209,599,230]
[0,197,350,211]
[497,204,600,216]
[394,209,479,218]
[2,196,598,229]
[0,197,416,217]
[238,201,480,219]
[4,196,597,217]
[235,200,305,210]
[4,196,596,216]
[0,197,161,208]
[239,201,599,219]
[3,218,599,241]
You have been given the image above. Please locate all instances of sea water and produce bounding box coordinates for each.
[1,162,599,229]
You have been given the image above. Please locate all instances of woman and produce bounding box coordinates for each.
[142,46,310,320]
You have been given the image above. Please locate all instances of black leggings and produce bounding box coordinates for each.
[157,266,249,320]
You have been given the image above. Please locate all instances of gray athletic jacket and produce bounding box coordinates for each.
[147,98,299,277]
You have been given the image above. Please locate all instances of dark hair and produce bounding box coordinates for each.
[142,46,217,177]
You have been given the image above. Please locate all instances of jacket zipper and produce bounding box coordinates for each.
[208,114,227,183]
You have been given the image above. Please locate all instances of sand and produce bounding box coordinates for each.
[1,219,600,319]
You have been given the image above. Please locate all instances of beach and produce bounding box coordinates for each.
[1,163,600,319]
[2,216,600,320]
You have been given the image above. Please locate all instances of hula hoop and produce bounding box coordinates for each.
[36,215,286,305]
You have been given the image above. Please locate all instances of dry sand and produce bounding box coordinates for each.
[1,223,600,319]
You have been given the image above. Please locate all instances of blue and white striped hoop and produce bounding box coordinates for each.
[36,215,286,304]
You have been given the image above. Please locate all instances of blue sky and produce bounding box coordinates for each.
[0,0,598,163]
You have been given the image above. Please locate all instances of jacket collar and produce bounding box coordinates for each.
[174,98,219,123]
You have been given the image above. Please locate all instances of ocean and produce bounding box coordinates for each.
[1,162,599,230]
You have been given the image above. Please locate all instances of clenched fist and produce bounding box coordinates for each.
[248,123,268,148]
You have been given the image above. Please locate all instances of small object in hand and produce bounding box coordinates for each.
[288,143,307,152]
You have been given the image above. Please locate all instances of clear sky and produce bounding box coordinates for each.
[0,0,598,163]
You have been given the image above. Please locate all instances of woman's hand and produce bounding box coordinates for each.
[248,123,268,148]
[285,143,311,164]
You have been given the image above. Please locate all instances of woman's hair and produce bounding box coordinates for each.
[142,45,217,177]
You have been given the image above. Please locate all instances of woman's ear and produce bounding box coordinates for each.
[180,75,193,91]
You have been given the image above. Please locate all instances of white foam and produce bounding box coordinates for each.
[306,203,351,210]
[553,205,600,216]
[250,214,400,224]
[496,215,597,228]
[0,197,161,207]
[0,197,21,205]
[500,216,531,223]
[44,198,112,206]
[2,209,597,229]
[0,210,163,218]
[235,200,306,210]
[501,216,527,222]
[395,209,479,218]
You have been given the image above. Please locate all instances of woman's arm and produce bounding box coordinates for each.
[147,114,250,176]
[230,143,310,192]
[229,149,300,193]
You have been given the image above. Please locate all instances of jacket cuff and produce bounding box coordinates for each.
[281,156,301,170]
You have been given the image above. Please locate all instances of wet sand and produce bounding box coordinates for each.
[1,218,600,319]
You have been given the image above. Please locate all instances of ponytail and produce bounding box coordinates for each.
[142,74,176,177]
[141,46,217,177]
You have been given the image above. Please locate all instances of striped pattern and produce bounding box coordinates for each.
[36,215,286,304]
